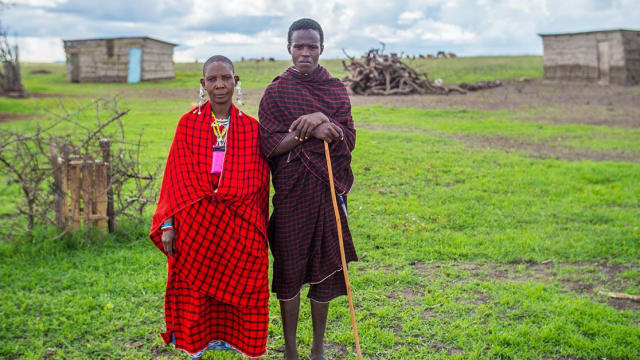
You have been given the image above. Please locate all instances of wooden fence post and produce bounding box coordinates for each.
[99,139,114,232]
[61,144,70,228]
[49,143,65,229]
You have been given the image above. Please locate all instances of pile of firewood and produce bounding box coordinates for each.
[342,47,501,96]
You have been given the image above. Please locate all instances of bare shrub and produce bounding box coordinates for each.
[0,98,160,240]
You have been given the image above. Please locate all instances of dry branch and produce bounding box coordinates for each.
[0,97,160,240]
[342,46,501,96]
[598,291,640,302]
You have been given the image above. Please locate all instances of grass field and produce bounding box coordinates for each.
[1,56,639,359]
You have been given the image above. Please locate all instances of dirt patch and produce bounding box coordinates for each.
[30,69,52,75]
[28,92,80,98]
[472,290,491,304]
[389,287,421,301]
[356,122,640,163]
[0,113,32,123]
[607,298,640,312]
[413,261,640,311]
[422,308,437,320]
[391,317,403,336]
[114,88,198,100]
[413,261,441,277]
[429,341,463,355]
[325,343,349,358]
[150,345,175,359]
[454,134,640,163]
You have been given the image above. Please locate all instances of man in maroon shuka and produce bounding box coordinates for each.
[259,18,357,360]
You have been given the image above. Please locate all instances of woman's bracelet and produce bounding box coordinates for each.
[161,224,173,231]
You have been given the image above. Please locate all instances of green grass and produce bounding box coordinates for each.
[1,56,639,359]
[16,56,541,98]
[405,55,542,84]
[353,106,640,152]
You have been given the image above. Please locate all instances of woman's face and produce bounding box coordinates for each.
[200,61,238,106]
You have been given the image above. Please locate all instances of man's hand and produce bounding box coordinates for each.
[311,122,344,143]
[161,229,176,257]
[289,112,330,141]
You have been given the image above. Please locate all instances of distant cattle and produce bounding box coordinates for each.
[447,52,457,58]
[427,54,434,59]
[436,51,447,58]
[268,57,276,62]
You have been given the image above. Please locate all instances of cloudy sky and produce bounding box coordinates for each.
[3,0,639,62]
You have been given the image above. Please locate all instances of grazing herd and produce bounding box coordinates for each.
[414,51,457,59]
[237,52,458,63]
[240,57,277,63]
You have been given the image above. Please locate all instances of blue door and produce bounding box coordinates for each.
[127,48,142,83]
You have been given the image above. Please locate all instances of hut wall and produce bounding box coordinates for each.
[65,39,144,82]
[64,37,175,83]
[622,31,640,86]
[542,31,626,85]
[141,38,175,81]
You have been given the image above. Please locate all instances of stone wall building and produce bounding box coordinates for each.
[63,37,177,83]
[539,29,640,86]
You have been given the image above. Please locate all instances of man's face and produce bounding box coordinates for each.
[288,29,323,75]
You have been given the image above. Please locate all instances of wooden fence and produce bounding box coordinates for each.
[50,139,115,232]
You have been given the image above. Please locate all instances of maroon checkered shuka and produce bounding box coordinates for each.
[259,66,358,302]
[150,103,270,357]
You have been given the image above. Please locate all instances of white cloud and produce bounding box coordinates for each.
[416,20,476,42]
[11,0,64,6]
[398,11,424,25]
[13,37,66,62]
[3,0,640,61]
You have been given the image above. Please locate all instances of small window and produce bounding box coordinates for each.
[106,39,114,58]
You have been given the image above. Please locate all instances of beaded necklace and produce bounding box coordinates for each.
[212,112,230,146]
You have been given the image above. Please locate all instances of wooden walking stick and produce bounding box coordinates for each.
[323,140,363,360]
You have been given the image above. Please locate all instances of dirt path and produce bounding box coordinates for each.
[0,113,32,123]
[113,80,640,129]
[348,80,640,128]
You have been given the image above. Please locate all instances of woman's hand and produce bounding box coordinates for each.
[289,112,330,141]
[311,122,344,143]
[161,229,176,257]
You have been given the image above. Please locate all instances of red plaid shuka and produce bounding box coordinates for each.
[259,66,358,302]
[150,102,270,357]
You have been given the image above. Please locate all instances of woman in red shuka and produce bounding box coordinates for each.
[150,55,270,359]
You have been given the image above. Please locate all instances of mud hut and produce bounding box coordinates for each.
[63,37,177,83]
[539,29,640,86]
